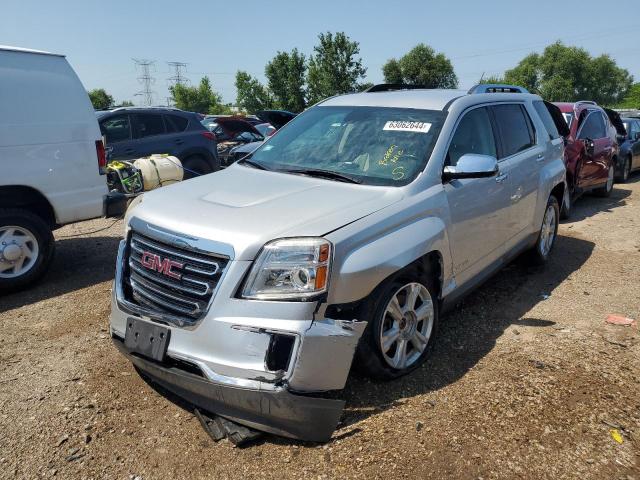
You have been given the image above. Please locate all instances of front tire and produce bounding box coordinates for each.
[0,208,54,293]
[356,274,438,380]
[182,155,213,180]
[527,195,559,266]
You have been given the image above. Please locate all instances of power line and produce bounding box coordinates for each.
[133,58,156,106]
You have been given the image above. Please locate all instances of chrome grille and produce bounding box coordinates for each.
[123,231,228,323]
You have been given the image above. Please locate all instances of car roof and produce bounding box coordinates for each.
[0,45,64,57]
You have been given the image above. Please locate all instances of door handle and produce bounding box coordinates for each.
[495,173,509,183]
[536,153,545,162]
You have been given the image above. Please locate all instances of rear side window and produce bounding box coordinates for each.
[100,115,131,144]
[164,114,189,133]
[133,114,166,139]
[491,104,535,158]
[533,101,560,140]
[447,107,497,166]
[578,112,606,140]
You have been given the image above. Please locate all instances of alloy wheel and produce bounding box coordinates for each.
[0,226,39,279]
[379,282,434,370]
[539,205,557,257]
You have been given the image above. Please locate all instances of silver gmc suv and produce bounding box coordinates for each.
[110,83,567,442]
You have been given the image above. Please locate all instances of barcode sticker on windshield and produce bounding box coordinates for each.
[383,121,431,133]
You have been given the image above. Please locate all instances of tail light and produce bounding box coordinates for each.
[96,140,107,174]
[201,131,216,141]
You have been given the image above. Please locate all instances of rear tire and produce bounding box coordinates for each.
[182,155,213,180]
[356,272,439,380]
[594,165,614,197]
[526,195,559,266]
[615,156,631,183]
[0,208,54,293]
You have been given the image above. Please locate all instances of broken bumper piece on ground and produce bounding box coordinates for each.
[113,338,348,442]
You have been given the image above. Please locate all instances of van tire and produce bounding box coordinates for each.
[0,208,54,292]
[356,272,439,380]
[182,155,213,180]
[526,195,559,266]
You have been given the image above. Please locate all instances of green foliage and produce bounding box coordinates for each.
[503,42,633,105]
[170,77,230,114]
[479,75,505,84]
[118,100,134,107]
[617,83,640,109]
[265,49,307,112]
[235,71,274,113]
[382,44,457,89]
[307,32,367,104]
[88,88,114,110]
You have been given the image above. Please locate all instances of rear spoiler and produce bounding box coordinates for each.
[603,108,627,137]
[544,101,570,137]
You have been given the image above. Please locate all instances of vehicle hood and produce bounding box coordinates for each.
[216,118,262,137]
[130,165,404,260]
[255,110,297,129]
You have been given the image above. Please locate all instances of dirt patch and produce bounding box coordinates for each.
[1,181,639,479]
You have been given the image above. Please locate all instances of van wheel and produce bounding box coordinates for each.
[560,187,572,220]
[527,195,559,265]
[0,209,54,292]
[356,274,438,380]
[182,155,213,180]
[594,165,614,197]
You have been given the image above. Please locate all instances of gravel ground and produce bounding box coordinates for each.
[1,179,639,480]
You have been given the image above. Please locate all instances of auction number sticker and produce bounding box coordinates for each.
[383,121,431,133]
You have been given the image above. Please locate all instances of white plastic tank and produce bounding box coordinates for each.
[133,154,183,191]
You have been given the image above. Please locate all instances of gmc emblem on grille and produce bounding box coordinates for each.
[140,251,184,280]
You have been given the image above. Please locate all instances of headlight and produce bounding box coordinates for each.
[241,238,331,300]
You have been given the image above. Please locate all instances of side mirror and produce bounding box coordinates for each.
[583,138,595,156]
[443,154,499,181]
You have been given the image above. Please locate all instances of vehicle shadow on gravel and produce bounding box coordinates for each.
[562,187,631,224]
[339,234,595,432]
[0,235,120,314]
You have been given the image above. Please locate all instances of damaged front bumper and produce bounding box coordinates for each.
[110,238,366,442]
[112,337,348,442]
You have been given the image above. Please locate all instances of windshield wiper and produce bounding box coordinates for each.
[238,157,269,170]
[280,168,362,184]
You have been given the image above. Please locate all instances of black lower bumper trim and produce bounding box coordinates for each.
[104,191,128,218]
[113,338,344,442]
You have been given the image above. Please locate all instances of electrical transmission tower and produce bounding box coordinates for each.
[133,59,156,106]
[167,61,190,87]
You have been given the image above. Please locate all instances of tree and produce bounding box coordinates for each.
[617,83,640,109]
[265,49,307,112]
[503,42,633,105]
[382,44,457,89]
[307,32,367,104]
[117,100,134,107]
[235,71,274,113]
[170,76,230,114]
[88,88,114,110]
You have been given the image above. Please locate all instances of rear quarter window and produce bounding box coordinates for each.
[533,101,560,140]
[164,114,189,133]
[492,104,535,158]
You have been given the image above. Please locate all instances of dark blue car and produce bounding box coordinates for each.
[97,107,219,178]
[616,117,640,182]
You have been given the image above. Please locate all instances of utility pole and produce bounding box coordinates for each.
[167,61,190,87]
[133,59,156,106]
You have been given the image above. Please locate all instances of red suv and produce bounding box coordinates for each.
[553,101,624,217]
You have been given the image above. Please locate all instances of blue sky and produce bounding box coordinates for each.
[2,0,639,105]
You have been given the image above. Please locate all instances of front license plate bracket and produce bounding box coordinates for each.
[124,317,170,362]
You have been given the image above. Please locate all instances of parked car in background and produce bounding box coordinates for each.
[0,45,126,292]
[203,117,265,167]
[97,107,219,178]
[255,122,276,138]
[617,117,640,182]
[553,101,623,217]
[227,111,298,165]
[110,83,566,442]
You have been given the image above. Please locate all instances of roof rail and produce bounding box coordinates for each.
[365,83,428,93]
[110,106,182,112]
[468,84,529,94]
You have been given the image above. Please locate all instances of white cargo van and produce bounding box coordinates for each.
[0,46,126,292]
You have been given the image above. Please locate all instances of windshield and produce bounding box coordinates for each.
[247,106,445,186]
